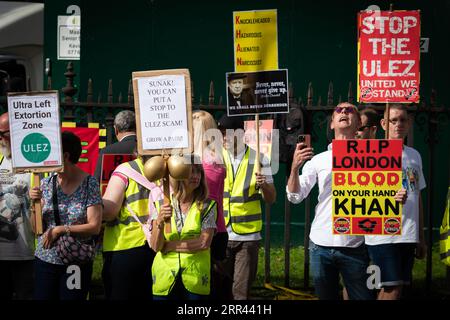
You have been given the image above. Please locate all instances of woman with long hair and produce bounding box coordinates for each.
[150,159,216,300]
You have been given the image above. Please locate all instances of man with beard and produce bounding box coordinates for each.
[0,112,34,300]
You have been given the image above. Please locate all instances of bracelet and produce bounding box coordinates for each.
[64,225,71,236]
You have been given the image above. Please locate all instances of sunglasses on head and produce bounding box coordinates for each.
[335,106,355,114]
[0,130,9,138]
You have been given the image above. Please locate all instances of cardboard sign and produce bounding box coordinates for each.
[100,154,136,195]
[332,139,403,235]
[226,69,289,116]
[132,69,193,156]
[357,10,421,103]
[7,91,63,173]
[61,123,106,175]
[244,119,274,161]
[233,9,278,72]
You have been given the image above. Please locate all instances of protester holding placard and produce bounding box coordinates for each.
[0,112,34,300]
[365,104,426,300]
[218,114,276,300]
[30,131,102,300]
[150,158,217,300]
[192,110,228,299]
[286,102,375,300]
[101,155,159,300]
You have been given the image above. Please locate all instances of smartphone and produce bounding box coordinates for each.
[297,134,311,149]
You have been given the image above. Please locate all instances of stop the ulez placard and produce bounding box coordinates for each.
[357,10,421,103]
[7,91,63,173]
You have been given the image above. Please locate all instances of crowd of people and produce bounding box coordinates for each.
[0,103,426,301]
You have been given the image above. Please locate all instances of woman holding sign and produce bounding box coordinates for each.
[30,131,102,300]
[150,156,216,300]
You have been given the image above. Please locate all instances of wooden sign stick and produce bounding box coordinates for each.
[385,102,390,139]
[255,114,261,174]
[33,173,43,235]
[163,157,172,234]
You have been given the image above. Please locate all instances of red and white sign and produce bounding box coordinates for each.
[100,154,136,195]
[357,10,421,103]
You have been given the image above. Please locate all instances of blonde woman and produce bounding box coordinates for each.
[193,110,228,299]
[150,159,216,300]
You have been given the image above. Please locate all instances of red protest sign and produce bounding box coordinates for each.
[357,10,420,103]
[61,125,101,175]
[332,139,403,235]
[100,154,136,195]
[332,139,403,172]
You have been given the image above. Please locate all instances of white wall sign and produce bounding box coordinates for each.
[57,15,80,60]
[132,69,193,155]
[7,91,63,172]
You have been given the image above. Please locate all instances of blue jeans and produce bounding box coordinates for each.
[34,257,93,300]
[309,241,374,300]
[367,243,416,288]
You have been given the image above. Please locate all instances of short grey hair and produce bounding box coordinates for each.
[114,110,136,133]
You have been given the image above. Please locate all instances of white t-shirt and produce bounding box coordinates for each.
[365,146,426,245]
[286,144,365,248]
[226,147,273,242]
[0,156,34,260]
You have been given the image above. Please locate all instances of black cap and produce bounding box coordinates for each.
[227,73,247,82]
[217,114,244,130]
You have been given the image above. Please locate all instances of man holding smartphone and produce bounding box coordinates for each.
[286,102,390,300]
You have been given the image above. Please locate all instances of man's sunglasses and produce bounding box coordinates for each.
[357,125,371,131]
[334,106,355,114]
[0,130,9,138]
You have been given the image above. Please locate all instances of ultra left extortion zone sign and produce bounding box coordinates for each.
[7,91,63,173]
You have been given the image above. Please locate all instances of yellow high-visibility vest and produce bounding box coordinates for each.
[440,187,450,266]
[103,159,150,252]
[222,146,262,235]
[152,197,216,296]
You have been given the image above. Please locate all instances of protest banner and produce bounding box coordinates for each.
[132,68,193,233]
[332,139,403,235]
[226,69,289,117]
[62,122,106,175]
[100,154,136,195]
[7,91,63,173]
[357,10,421,103]
[132,69,193,156]
[233,9,278,72]
[7,91,63,234]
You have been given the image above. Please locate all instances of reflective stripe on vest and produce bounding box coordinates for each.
[103,159,150,252]
[152,197,215,296]
[439,187,450,266]
[222,146,262,235]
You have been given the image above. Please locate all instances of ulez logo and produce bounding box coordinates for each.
[21,133,51,163]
